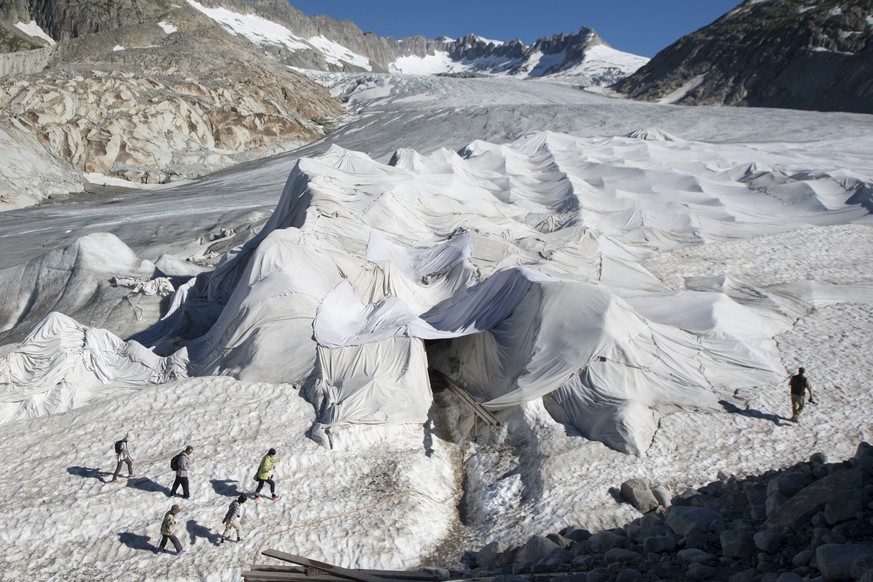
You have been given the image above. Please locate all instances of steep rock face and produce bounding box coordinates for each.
[614,0,873,113]
[0,0,342,195]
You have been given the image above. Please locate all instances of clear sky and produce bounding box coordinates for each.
[289,1,741,58]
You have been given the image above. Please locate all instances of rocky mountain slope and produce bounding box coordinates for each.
[0,0,343,208]
[614,0,873,113]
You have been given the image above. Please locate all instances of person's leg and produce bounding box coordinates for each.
[125,458,134,477]
[160,535,169,550]
[170,534,183,553]
[233,518,242,541]
[181,477,190,498]
[112,459,123,481]
[171,475,181,495]
[255,479,264,495]
[268,478,276,496]
[222,522,232,540]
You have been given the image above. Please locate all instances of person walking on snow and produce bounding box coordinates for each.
[171,446,194,499]
[254,448,280,500]
[221,494,247,543]
[789,367,815,422]
[155,504,185,555]
[112,432,134,482]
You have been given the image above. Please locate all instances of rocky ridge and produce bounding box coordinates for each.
[613,0,873,113]
[454,443,873,582]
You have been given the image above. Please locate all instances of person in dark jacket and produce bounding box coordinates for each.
[112,432,134,482]
[155,504,185,555]
[789,367,815,422]
[171,446,193,498]
[221,494,247,543]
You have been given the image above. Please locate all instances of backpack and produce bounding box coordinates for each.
[114,439,124,454]
[790,374,808,394]
[170,452,183,471]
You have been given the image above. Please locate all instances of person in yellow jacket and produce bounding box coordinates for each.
[154,504,185,555]
[253,448,280,500]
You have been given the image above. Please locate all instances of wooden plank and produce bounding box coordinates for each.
[248,565,307,573]
[244,574,432,582]
[261,550,389,582]
[435,371,500,426]
[360,571,439,581]
[247,563,436,581]
[243,572,350,582]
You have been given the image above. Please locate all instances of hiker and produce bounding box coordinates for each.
[155,504,185,555]
[171,446,194,499]
[221,494,247,543]
[112,432,134,482]
[789,367,815,422]
[253,448,280,500]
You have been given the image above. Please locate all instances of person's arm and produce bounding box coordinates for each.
[807,382,815,403]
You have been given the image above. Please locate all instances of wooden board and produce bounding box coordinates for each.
[260,550,388,582]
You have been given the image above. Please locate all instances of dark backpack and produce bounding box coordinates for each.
[114,439,124,454]
[170,452,183,471]
[790,374,808,395]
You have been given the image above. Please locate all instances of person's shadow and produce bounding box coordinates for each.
[126,477,173,496]
[67,466,111,482]
[118,531,153,552]
[211,479,241,497]
[186,519,222,546]
[720,400,787,426]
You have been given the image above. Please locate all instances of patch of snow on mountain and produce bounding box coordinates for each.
[799,5,818,13]
[112,45,125,51]
[390,51,463,75]
[658,74,707,104]
[830,6,843,16]
[867,14,873,25]
[550,44,648,84]
[307,35,372,71]
[186,0,308,51]
[14,20,55,45]
[473,35,505,45]
[526,49,567,76]
[157,21,177,34]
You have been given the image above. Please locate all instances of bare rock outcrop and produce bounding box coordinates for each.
[614,0,873,114]
[0,0,342,201]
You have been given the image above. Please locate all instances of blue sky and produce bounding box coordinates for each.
[289,1,741,57]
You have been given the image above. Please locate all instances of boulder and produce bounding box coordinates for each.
[516,536,560,565]
[642,535,678,554]
[815,543,873,582]
[677,548,718,564]
[476,541,502,569]
[652,485,672,508]
[720,529,756,559]
[603,548,643,564]
[667,506,723,537]
[767,471,812,499]
[753,530,784,554]
[620,479,659,513]
[765,469,866,531]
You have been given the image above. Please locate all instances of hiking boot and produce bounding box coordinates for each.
[271,494,280,500]
[177,549,186,556]
[253,494,261,500]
